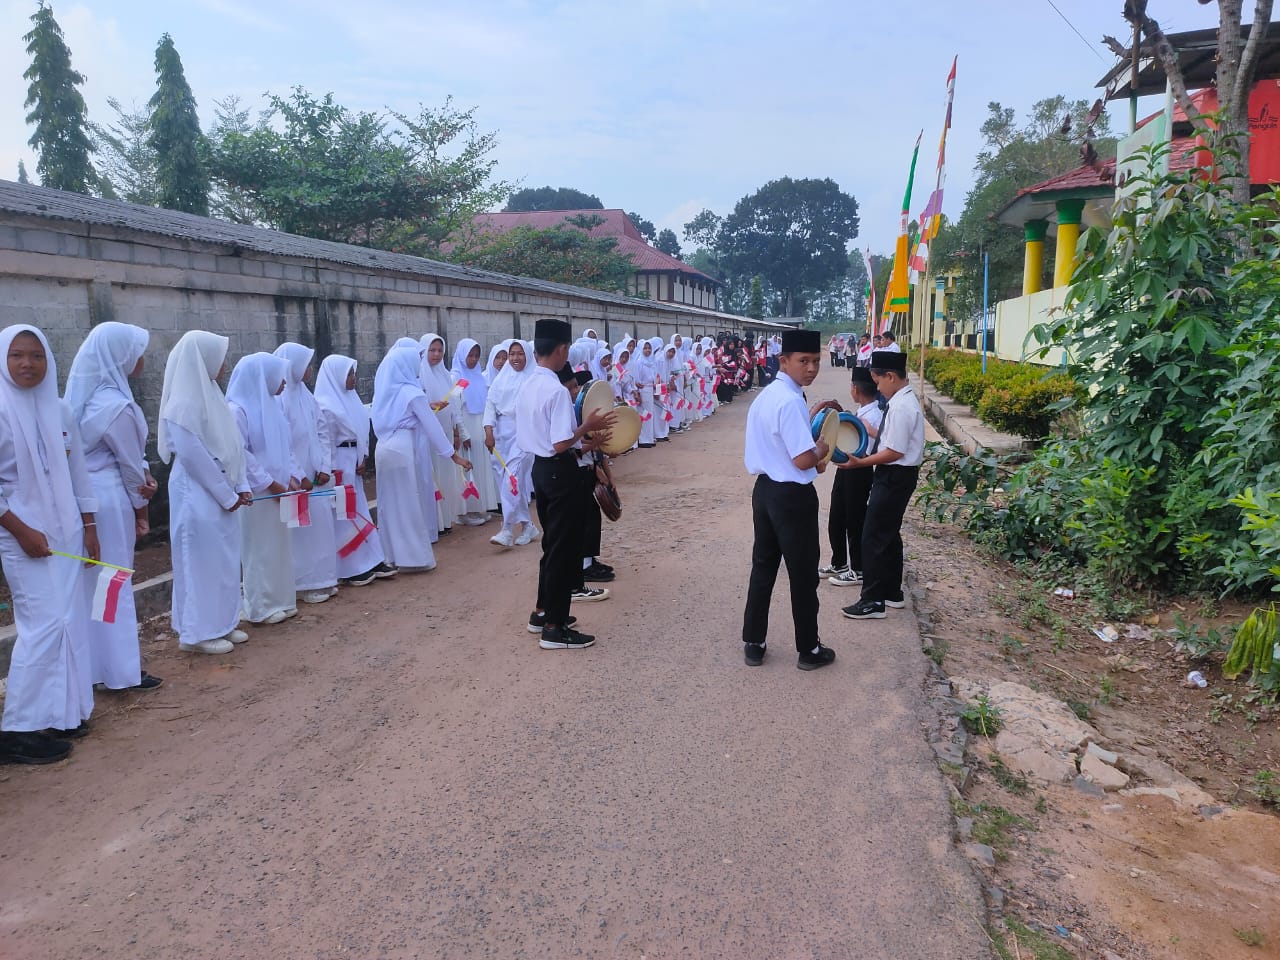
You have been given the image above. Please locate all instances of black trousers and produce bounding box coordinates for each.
[742,476,819,652]
[828,465,874,571]
[576,463,602,589]
[532,453,581,626]
[860,465,919,603]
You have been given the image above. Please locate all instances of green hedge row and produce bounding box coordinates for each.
[911,348,1081,439]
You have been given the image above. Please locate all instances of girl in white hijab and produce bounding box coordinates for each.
[482,339,536,547]
[588,346,611,383]
[483,340,511,386]
[610,344,636,406]
[419,334,467,533]
[633,338,657,448]
[274,343,339,604]
[0,325,99,761]
[226,352,298,626]
[314,355,392,585]
[158,330,251,656]
[374,345,470,570]
[650,337,673,442]
[64,322,160,691]
[450,337,498,521]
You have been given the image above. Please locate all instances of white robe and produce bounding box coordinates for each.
[377,395,454,569]
[165,421,247,646]
[229,402,297,623]
[287,405,339,593]
[331,441,385,579]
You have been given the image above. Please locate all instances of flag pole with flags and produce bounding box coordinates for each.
[918,55,957,387]
[886,131,923,334]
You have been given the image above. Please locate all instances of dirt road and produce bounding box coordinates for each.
[0,363,986,960]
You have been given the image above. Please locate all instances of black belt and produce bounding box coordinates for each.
[534,452,577,463]
[338,440,358,448]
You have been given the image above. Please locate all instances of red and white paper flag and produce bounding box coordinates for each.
[280,492,311,528]
[337,519,376,558]
[90,567,131,624]
[460,469,480,501]
[335,484,358,520]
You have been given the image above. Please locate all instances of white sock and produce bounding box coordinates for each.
[811,644,822,655]
[582,558,592,570]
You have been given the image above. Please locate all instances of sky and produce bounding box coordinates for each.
[0,0,1223,255]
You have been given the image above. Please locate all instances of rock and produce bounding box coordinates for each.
[964,842,996,868]
[982,882,1005,915]
[1120,785,1182,804]
[1199,805,1225,820]
[1074,775,1106,797]
[1115,751,1216,807]
[994,729,1077,784]
[1086,742,1119,765]
[934,740,965,766]
[1081,753,1130,791]
[955,817,974,841]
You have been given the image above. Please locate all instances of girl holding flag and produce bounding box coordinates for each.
[313,354,394,587]
[63,321,162,692]
[483,340,537,548]
[450,338,498,523]
[634,339,657,447]
[226,353,298,627]
[274,343,339,606]
[419,334,467,533]
[0,325,99,763]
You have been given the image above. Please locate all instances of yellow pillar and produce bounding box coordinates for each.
[1022,220,1048,296]
[1053,199,1085,288]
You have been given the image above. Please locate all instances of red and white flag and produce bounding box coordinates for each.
[90,567,131,624]
[461,474,480,501]
[280,492,311,528]
[335,484,358,520]
[508,473,519,497]
[435,488,443,502]
[337,519,376,559]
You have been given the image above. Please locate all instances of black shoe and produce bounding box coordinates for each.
[0,731,72,764]
[842,599,886,620]
[571,587,610,602]
[744,643,766,666]
[639,443,656,449]
[797,644,836,671]
[372,562,398,579]
[590,560,614,575]
[347,567,378,586]
[528,612,577,634]
[131,672,164,691]
[885,591,906,609]
[540,625,596,650]
[657,437,671,443]
[45,720,90,740]
[583,564,615,583]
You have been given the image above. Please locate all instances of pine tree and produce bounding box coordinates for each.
[147,33,209,215]
[17,160,30,184]
[749,276,764,320]
[22,2,95,194]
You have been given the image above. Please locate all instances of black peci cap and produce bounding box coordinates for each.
[780,329,821,353]
[557,363,576,383]
[870,350,907,375]
[851,365,875,386]
[535,318,573,345]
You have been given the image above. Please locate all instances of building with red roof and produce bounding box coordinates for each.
[467,209,721,310]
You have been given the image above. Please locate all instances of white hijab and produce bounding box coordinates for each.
[484,340,511,385]
[487,340,533,417]
[568,338,595,372]
[418,334,453,403]
[450,338,488,415]
[63,321,149,454]
[157,330,242,479]
[373,346,425,440]
[226,352,292,486]
[588,346,611,382]
[273,342,325,476]
[0,325,79,541]
[315,354,370,461]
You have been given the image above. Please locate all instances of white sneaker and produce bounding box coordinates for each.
[179,638,234,655]
[326,585,339,596]
[490,528,515,548]
[817,564,841,578]
[526,524,542,543]
[467,512,490,526]
[223,629,250,644]
[828,569,863,587]
[514,525,536,546]
[258,608,292,625]
[571,587,610,603]
[300,590,331,604]
[457,514,486,527]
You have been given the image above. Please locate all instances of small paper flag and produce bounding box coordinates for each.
[337,519,376,558]
[336,484,358,520]
[90,567,131,624]
[461,469,480,501]
[280,492,311,528]
[435,489,443,502]
[508,474,519,496]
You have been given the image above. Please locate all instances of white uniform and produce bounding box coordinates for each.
[483,342,534,532]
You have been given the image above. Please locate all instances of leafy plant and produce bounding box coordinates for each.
[960,695,1005,737]
[1252,770,1280,808]
[1168,613,1232,662]
[1235,927,1266,948]
[1222,605,1278,694]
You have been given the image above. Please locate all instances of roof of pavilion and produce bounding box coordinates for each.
[1097,21,1280,100]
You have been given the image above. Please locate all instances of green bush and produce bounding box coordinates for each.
[976,375,1079,439]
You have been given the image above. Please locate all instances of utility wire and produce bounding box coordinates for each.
[1043,0,1109,63]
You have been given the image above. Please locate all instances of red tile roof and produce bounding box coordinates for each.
[1011,138,1200,200]
[470,209,719,285]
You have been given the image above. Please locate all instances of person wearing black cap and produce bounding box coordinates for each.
[821,365,884,586]
[841,349,925,620]
[517,320,615,649]
[741,328,837,670]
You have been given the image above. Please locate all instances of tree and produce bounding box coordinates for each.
[17,160,30,184]
[682,208,722,248]
[748,276,764,319]
[205,96,260,223]
[716,177,860,316]
[450,224,635,292]
[147,34,209,215]
[655,228,682,259]
[91,98,158,205]
[626,211,657,241]
[1120,0,1275,204]
[504,185,603,211]
[207,87,506,253]
[23,2,95,194]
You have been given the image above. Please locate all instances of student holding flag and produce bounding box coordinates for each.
[314,354,394,587]
[274,343,340,606]
[450,338,498,523]
[483,340,537,548]
[0,325,101,763]
[226,353,299,628]
[63,321,162,692]
[419,334,468,534]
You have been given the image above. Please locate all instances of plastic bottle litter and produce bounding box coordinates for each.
[1185,670,1208,689]
[1092,624,1120,643]
[1053,587,1075,599]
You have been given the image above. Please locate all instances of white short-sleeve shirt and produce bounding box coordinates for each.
[743,372,817,484]
[515,365,575,458]
[878,385,925,467]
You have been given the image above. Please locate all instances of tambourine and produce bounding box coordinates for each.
[594,481,622,522]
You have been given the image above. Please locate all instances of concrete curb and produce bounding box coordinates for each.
[910,374,1030,458]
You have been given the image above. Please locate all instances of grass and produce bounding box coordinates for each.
[1253,770,1280,808]
[992,918,1074,960]
[961,695,1005,737]
[1097,674,1118,706]
[924,638,950,666]
[989,753,1031,796]
[1234,927,1266,947]
[966,802,1033,861]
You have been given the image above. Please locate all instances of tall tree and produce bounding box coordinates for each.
[655,228,682,259]
[748,276,764,319]
[717,177,860,316]
[1121,0,1275,204]
[91,98,158,205]
[626,211,656,241]
[17,160,30,184]
[205,96,260,223]
[450,224,634,292]
[147,34,208,215]
[23,2,95,194]
[504,185,603,211]
[682,209,722,248]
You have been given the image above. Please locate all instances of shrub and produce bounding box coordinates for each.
[914,348,1078,438]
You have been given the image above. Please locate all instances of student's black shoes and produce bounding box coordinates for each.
[131,672,164,691]
[0,731,72,764]
[743,643,766,666]
[797,644,836,671]
[45,720,90,739]
[539,626,596,650]
[842,599,886,620]
[583,563,615,583]
[528,612,577,634]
